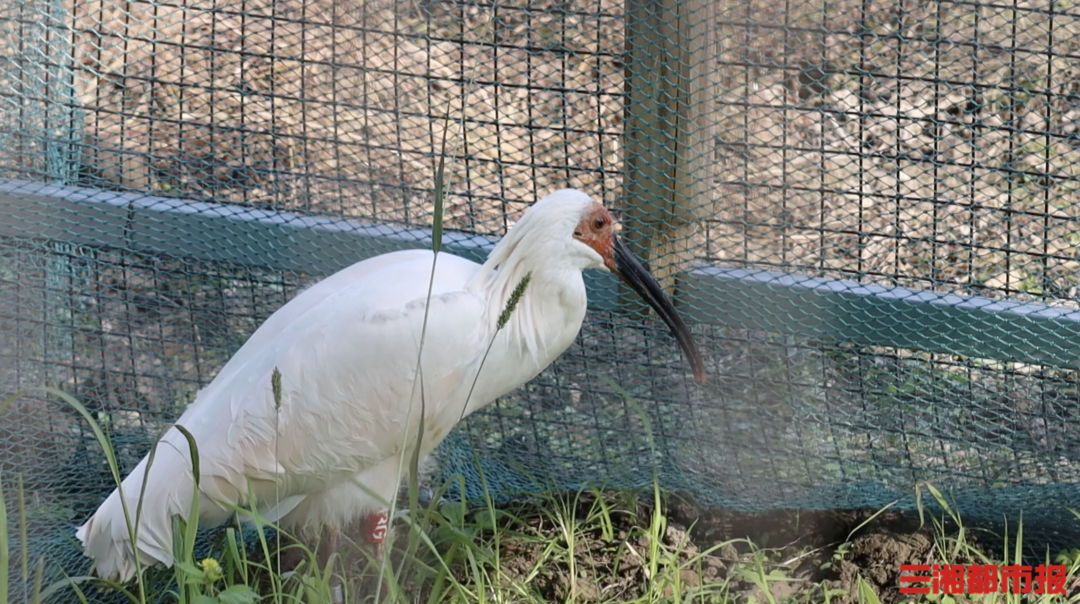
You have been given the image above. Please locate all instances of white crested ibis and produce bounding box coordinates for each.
[76,189,706,592]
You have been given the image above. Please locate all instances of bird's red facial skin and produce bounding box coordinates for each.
[574,203,616,271]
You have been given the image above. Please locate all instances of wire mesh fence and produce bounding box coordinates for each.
[3,0,1080,594]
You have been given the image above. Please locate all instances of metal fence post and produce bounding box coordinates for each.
[622,0,713,313]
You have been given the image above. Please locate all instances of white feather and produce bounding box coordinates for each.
[76,189,603,582]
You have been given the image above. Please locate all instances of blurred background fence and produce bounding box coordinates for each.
[4,0,1080,590]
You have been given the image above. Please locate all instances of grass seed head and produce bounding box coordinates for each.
[498,271,532,331]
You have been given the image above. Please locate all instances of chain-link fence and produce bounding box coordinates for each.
[3,0,1080,594]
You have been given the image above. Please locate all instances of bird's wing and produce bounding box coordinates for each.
[212,248,439,376]
[76,250,492,580]
[178,249,492,507]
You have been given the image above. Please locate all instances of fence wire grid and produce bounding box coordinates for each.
[4,0,1080,594]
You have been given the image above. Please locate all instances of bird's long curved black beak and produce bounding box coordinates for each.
[612,236,706,385]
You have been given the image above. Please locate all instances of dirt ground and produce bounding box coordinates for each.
[315,490,1016,604]
[664,497,941,604]
[476,493,937,604]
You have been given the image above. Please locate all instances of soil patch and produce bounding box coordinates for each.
[322,490,981,604]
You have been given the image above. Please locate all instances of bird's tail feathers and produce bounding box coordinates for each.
[75,427,225,583]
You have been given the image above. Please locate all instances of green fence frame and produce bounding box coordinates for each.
[5,177,1080,370]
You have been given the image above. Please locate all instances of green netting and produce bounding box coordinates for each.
[3,0,1080,598]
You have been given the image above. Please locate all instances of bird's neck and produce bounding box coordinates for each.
[458,239,588,414]
[469,224,581,327]
[498,264,584,341]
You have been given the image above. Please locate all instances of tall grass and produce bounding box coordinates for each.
[8,378,1080,604]
[0,349,753,604]
[6,386,735,604]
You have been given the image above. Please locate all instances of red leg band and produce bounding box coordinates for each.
[365,511,388,544]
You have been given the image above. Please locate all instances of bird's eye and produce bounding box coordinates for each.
[593,216,606,230]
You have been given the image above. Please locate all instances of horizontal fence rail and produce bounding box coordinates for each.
[5,177,1080,369]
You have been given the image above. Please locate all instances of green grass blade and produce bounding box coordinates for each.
[29,557,43,604]
[588,488,614,543]
[1014,513,1023,567]
[224,528,247,585]
[61,574,91,604]
[1,470,8,604]
[41,574,141,604]
[135,424,170,576]
[174,424,203,588]
[17,475,26,583]
[402,382,427,593]
[174,424,202,488]
[915,483,925,530]
[431,107,452,255]
[856,575,882,604]
[845,500,897,544]
[40,387,148,603]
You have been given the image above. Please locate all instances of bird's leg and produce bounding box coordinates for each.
[319,524,344,604]
[363,510,389,561]
[363,510,390,597]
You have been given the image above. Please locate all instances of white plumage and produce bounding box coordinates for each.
[76,189,704,583]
